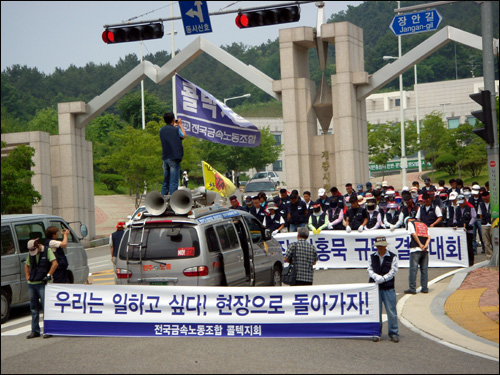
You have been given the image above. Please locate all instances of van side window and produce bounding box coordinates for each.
[243,217,263,243]
[1,226,15,256]
[205,227,220,253]
[49,221,75,242]
[216,225,230,251]
[225,224,240,249]
[14,223,45,253]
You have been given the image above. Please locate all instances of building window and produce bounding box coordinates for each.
[447,118,460,129]
[395,99,400,107]
[273,134,281,145]
[467,116,476,126]
[273,160,282,172]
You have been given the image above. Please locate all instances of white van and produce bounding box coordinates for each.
[1,214,88,323]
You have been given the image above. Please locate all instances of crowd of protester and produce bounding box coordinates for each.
[228,177,493,266]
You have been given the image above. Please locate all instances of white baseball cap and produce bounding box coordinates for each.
[449,192,458,201]
[318,188,326,196]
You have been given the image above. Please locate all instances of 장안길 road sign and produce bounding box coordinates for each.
[390,9,442,37]
[179,1,212,36]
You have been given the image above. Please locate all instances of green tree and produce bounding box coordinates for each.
[116,91,168,129]
[1,142,42,214]
[100,126,162,207]
[27,107,58,135]
[420,111,447,179]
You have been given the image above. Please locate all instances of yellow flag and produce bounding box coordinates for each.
[202,161,236,198]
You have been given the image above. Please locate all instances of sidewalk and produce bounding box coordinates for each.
[398,261,499,360]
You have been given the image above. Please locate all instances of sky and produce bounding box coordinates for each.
[1,1,363,75]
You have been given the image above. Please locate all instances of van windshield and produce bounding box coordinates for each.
[119,224,200,260]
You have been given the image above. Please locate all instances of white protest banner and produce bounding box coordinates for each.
[44,284,380,338]
[275,228,468,269]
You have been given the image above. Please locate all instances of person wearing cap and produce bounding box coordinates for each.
[110,221,126,266]
[364,193,382,230]
[45,226,70,284]
[453,194,477,266]
[375,182,383,193]
[243,196,253,213]
[409,187,419,205]
[317,188,331,212]
[356,183,364,196]
[469,184,484,255]
[421,177,435,195]
[412,181,422,195]
[439,191,454,227]
[250,195,267,223]
[327,193,346,231]
[478,191,492,259]
[229,195,245,211]
[381,181,389,194]
[273,195,289,230]
[24,238,58,339]
[345,194,368,233]
[308,202,328,235]
[404,217,431,294]
[182,171,189,188]
[287,193,308,232]
[415,192,442,228]
[383,201,404,231]
[263,201,285,236]
[401,189,417,221]
[368,236,399,343]
[365,181,374,196]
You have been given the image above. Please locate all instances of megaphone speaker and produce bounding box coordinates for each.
[170,189,193,215]
[144,191,169,216]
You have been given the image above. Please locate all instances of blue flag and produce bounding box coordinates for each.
[175,74,261,147]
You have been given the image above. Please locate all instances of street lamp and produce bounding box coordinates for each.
[224,93,251,105]
[383,55,407,185]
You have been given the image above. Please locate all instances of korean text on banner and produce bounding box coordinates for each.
[44,284,380,338]
[202,161,236,198]
[175,74,261,147]
[275,228,468,269]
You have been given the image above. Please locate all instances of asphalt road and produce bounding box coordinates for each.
[1,246,497,374]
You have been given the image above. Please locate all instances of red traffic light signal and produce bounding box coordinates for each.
[236,5,300,29]
[102,23,164,44]
[470,90,494,145]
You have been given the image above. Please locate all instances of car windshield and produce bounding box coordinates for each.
[252,172,268,179]
[245,182,275,192]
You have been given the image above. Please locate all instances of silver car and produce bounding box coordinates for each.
[1,214,88,323]
[114,190,284,287]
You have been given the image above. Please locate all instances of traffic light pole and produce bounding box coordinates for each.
[480,1,499,266]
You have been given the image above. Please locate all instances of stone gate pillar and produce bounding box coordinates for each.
[275,23,369,195]
[55,102,95,242]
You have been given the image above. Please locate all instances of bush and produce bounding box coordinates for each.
[434,153,457,176]
[100,174,124,191]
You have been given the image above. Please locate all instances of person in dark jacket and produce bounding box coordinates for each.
[24,239,58,339]
[110,222,126,266]
[45,226,70,283]
[160,112,186,196]
[368,236,399,343]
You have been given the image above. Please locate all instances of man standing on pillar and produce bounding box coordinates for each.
[160,112,186,196]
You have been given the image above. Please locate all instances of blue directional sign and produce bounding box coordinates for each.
[178,1,212,36]
[390,9,442,36]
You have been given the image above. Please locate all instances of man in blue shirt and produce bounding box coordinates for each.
[159,112,186,196]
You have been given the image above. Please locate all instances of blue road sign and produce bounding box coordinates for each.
[179,1,212,36]
[390,9,442,36]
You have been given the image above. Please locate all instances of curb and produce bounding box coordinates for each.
[397,261,499,362]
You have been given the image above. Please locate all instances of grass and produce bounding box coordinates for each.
[422,168,491,187]
[94,182,127,196]
[232,101,283,118]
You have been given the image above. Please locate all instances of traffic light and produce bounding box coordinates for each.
[235,5,300,29]
[470,90,494,145]
[102,23,164,44]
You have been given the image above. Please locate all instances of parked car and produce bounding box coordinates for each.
[244,179,279,200]
[114,190,284,287]
[1,214,88,323]
[250,171,280,187]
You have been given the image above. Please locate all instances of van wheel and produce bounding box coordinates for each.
[272,265,282,286]
[1,290,11,324]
